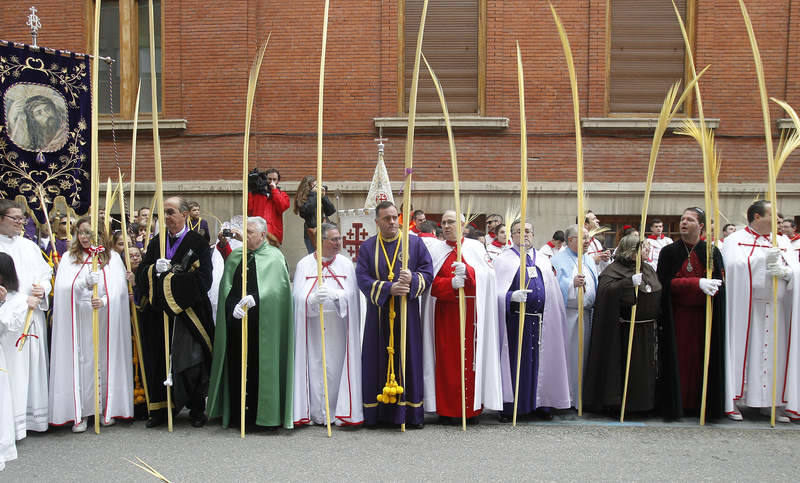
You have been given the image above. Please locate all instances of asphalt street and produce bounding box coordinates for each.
[4,408,799,481]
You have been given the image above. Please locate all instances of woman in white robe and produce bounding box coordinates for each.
[0,253,25,470]
[49,219,133,432]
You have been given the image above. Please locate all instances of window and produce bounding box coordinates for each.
[607,0,693,115]
[400,0,485,115]
[93,0,162,115]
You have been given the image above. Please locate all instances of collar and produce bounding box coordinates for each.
[418,232,435,238]
[379,232,400,243]
[0,233,15,244]
[745,226,769,240]
[168,226,187,239]
[647,234,664,240]
[790,233,800,242]
[488,231,497,239]
[492,239,505,248]
[445,238,464,248]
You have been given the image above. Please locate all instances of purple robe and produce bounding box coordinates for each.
[502,248,546,416]
[356,234,433,426]
[54,237,69,257]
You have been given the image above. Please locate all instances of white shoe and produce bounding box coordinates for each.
[727,412,743,421]
[72,420,88,433]
[101,417,116,427]
[759,407,791,423]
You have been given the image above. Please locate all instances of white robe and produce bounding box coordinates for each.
[421,238,503,413]
[551,249,598,406]
[0,234,51,438]
[49,250,133,425]
[0,291,25,470]
[493,247,571,409]
[722,228,798,414]
[292,253,363,426]
[587,237,610,273]
[209,239,242,325]
[646,234,673,269]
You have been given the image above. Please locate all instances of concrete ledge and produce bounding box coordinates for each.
[98,118,188,132]
[581,117,720,131]
[373,115,509,131]
[123,180,800,195]
[777,118,798,130]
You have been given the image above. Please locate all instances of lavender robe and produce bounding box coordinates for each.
[494,246,571,412]
[356,234,433,426]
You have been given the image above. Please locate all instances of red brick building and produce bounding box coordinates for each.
[2,0,799,265]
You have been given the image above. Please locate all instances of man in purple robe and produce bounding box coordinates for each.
[356,201,433,428]
[494,220,571,421]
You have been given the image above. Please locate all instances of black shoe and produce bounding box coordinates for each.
[498,414,512,423]
[438,415,455,426]
[191,414,208,428]
[467,416,481,425]
[535,409,553,421]
[145,413,165,428]
[407,422,424,430]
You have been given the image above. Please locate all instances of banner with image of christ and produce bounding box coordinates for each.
[0,41,91,220]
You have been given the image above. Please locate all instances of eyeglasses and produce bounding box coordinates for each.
[3,215,24,223]
[325,236,343,242]
[440,220,459,227]
[77,230,92,237]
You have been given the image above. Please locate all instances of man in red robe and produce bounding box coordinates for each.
[422,210,502,424]
[656,207,725,420]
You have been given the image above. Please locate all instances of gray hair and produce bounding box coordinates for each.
[616,233,640,262]
[564,224,580,240]
[165,196,190,214]
[321,222,339,239]
[510,219,534,234]
[247,216,267,235]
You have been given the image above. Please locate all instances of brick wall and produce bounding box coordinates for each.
[2,0,800,189]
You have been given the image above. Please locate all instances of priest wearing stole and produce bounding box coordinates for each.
[292,223,362,427]
[208,216,294,429]
[421,210,502,424]
[356,201,433,429]
[493,220,571,421]
[551,224,598,408]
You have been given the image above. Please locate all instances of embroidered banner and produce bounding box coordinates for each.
[0,41,91,220]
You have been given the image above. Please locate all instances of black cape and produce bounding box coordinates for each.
[135,230,215,413]
[656,239,725,421]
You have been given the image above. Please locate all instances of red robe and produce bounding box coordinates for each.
[669,248,705,410]
[430,248,480,418]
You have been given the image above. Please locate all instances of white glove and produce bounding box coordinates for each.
[765,247,782,267]
[155,258,171,274]
[83,270,100,289]
[452,274,466,289]
[767,262,791,280]
[238,294,256,309]
[451,261,466,278]
[699,278,723,296]
[232,304,246,319]
[631,273,644,287]
[510,289,531,303]
[308,286,327,306]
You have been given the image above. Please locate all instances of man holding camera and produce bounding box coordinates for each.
[248,168,290,247]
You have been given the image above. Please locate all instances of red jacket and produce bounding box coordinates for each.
[248,188,290,243]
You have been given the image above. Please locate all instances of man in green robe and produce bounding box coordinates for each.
[207,216,294,429]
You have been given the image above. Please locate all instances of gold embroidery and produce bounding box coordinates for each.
[148,400,174,410]
[186,307,213,353]
[162,272,184,315]
[147,265,155,304]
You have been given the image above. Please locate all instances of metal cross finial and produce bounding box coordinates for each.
[375,128,388,155]
[27,6,41,47]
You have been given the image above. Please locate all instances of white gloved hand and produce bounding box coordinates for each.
[767,262,791,280]
[83,270,100,289]
[452,274,466,289]
[155,258,171,274]
[631,273,644,287]
[232,304,246,319]
[699,278,723,296]
[510,289,531,303]
[765,247,782,267]
[451,261,467,278]
[238,294,256,310]
[308,287,326,306]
